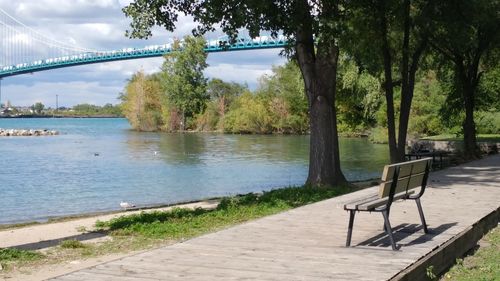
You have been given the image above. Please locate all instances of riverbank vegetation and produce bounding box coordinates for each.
[0,103,122,118]
[0,185,350,273]
[58,103,123,117]
[120,45,499,143]
[439,226,499,281]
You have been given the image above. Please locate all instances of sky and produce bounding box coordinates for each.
[0,0,286,107]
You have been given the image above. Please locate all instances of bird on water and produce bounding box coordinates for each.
[120,201,136,209]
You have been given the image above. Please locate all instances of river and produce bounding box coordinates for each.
[0,118,389,224]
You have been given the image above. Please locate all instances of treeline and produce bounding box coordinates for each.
[120,37,499,138]
[1,102,122,117]
[61,103,123,117]
[120,50,308,134]
[120,36,305,133]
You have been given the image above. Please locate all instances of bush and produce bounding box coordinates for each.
[0,248,44,263]
[224,92,272,134]
[369,126,389,144]
[476,111,500,134]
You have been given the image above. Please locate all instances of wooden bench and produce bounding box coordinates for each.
[344,158,432,250]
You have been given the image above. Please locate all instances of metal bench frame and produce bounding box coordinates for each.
[344,159,431,250]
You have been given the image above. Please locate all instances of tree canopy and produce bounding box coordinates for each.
[161,36,209,130]
[427,0,500,158]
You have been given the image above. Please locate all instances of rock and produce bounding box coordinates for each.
[0,128,59,137]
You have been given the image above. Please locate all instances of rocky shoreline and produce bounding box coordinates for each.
[0,128,59,136]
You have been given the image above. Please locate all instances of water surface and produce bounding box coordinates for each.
[0,118,389,224]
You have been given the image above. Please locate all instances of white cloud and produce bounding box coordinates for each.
[205,64,274,86]
[0,0,287,106]
[3,81,122,107]
[92,58,163,77]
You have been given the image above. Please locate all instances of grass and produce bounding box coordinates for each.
[59,239,88,249]
[96,186,351,239]
[422,134,500,142]
[0,248,44,269]
[0,185,351,274]
[440,226,499,281]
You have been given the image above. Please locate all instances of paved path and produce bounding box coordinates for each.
[51,155,500,281]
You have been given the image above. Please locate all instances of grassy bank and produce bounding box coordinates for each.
[439,226,499,281]
[95,186,350,239]
[0,186,350,272]
[422,134,500,142]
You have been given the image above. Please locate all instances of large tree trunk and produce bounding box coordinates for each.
[295,16,347,188]
[462,82,478,159]
[380,0,428,163]
[456,63,479,159]
[306,54,346,187]
[397,0,411,162]
[398,38,427,161]
[378,2,399,163]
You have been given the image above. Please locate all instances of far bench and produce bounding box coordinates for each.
[344,158,432,250]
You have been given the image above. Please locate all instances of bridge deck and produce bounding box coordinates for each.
[51,155,500,281]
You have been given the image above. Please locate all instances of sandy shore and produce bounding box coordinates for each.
[0,200,219,281]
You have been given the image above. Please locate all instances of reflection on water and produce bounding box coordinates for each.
[0,118,388,224]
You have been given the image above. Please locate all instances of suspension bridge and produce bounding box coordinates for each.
[0,8,287,79]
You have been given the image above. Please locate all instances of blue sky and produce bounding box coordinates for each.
[0,0,286,107]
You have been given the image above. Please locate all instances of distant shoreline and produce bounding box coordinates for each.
[0,115,124,118]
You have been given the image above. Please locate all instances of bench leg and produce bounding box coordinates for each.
[383,208,391,232]
[346,210,356,247]
[415,198,429,234]
[382,210,398,250]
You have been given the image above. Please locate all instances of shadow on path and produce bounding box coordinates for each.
[9,231,108,251]
[357,222,457,249]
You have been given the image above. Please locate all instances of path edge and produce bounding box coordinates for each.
[391,206,499,281]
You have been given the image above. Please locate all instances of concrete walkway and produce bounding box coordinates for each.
[51,155,500,281]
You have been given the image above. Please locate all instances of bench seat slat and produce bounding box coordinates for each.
[344,190,414,211]
[344,193,379,210]
[357,190,414,211]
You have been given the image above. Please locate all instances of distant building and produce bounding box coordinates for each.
[0,107,14,115]
[16,106,33,113]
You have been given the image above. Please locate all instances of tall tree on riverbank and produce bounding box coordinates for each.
[257,61,309,134]
[161,36,209,131]
[121,71,164,131]
[31,102,45,114]
[345,0,430,163]
[426,0,500,159]
[123,0,349,187]
[206,78,246,131]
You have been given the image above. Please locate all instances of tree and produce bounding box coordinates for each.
[427,0,500,159]
[121,71,164,131]
[123,0,348,187]
[161,36,209,131]
[224,91,272,134]
[207,78,246,130]
[31,102,45,114]
[70,103,123,116]
[345,0,430,162]
[336,55,381,133]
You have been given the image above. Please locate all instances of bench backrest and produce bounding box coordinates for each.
[378,158,432,200]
